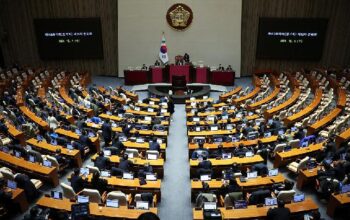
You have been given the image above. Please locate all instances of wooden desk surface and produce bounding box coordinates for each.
[185,98,214,104]
[327,193,350,217]
[37,196,157,219]
[55,128,99,145]
[276,143,323,160]
[122,141,166,150]
[188,136,278,150]
[19,106,49,130]
[193,198,318,220]
[0,151,58,186]
[336,127,350,148]
[26,138,82,167]
[248,86,281,110]
[190,155,264,167]
[285,89,322,126]
[236,174,285,188]
[186,109,235,117]
[188,129,236,136]
[126,109,170,117]
[219,87,242,101]
[186,115,259,126]
[232,87,261,104]
[91,154,164,167]
[73,173,161,189]
[264,87,301,118]
[307,107,342,135]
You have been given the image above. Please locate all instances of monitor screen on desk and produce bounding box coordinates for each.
[29,155,35,163]
[211,126,218,131]
[14,151,21,158]
[264,132,271,138]
[7,180,17,189]
[147,154,158,160]
[144,116,152,121]
[77,195,89,203]
[71,203,90,220]
[101,170,111,178]
[234,200,248,209]
[236,113,242,118]
[278,130,284,135]
[75,129,81,135]
[136,201,149,210]
[51,191,63,200]
[1,146,9,153]
[222,115,228,120]
[135,107,141,111]
[80,168,89,176]
[43,160,52,167]
[146,174,157,181]
[247,171,258,179]
[245,151,254,157]
[193,117,200,122]
[37,135,43,141]
[51,139,57,146]
[265,197,277,206]
[207,116,215,121]
[136,138,144,143]
[156,138,163,144]
[103,150,111,157]
[106,199,119,208]
[195,127,201,132]
[293,193,305,202]
[203,202,217,210]
[226,124,233,130]
[341,184,350,194]
[301,141,308,148]
[200,175,211,181]
[123,172,134,180]
[147,108,154,112]
[88,132,95,138]
[222,153,232,159]
[67,144,74,150]
[268,168,278,177]
[291,127,297,132]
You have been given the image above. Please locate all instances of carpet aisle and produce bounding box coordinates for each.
[158,104,192,220]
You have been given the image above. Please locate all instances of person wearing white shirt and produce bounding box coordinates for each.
[47,113,59,130]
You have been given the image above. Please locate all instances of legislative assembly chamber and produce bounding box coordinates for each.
[0,0,350,220]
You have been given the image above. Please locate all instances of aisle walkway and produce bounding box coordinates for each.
[158,104,192,220]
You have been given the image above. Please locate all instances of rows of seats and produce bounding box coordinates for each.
[0,66,170,219]
[186,69,350,219]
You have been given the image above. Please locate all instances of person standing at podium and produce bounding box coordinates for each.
[154,60,161,66]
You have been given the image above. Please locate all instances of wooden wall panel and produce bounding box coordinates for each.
[0,0,118,76]
[241,0,350,75]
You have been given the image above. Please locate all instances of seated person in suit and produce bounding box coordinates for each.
[53,148,70,166]
[118,154,134,172]
[233,143,248,157]
[210,144,227,158]
[149,137,161,152]
[251,163,268,176]
[15,173,38,200]
[94,151,111,171]
[197,156,212,178]
[0,178,13,213]
[246,187,271,205]
[70,168,86,193]
[219,179,241,197]
[138,163,154,179]
[191,143,209,160]
[226,65,233,71]
[0,118,8,134]
[79,130,94,151]
[91,172,108,195]
[154,60,161,66]
[267,199,291,220]
[141,64,148,70]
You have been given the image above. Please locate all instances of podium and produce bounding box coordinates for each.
[210,70,235,86]
[195,67,209,83]
[150,66,164,83]
[124,70,149,85]
[169,65,190,83]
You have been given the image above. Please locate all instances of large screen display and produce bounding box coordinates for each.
[256,18,328,60]
[34,18,103,60]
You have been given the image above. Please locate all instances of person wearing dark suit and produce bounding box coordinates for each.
[197,156,212,177]
[14,173,38,200]
[0,118,8,134]
[0,178,13,213]
[118,154,133,172]
[266,199,291,220]
[91,172,108,195]
[191,143,209,159]
[79,130,93,151]
[70,168,86,193]
[168,97,175,119]
[247,188,271,205]
[102,119,112,145]
[149,137,160,152]
[94,151,110,171]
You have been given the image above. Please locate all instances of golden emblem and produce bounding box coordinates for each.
[166,3,193,31]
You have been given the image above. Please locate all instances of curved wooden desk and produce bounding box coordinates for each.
[0,151,59,186]
[37,196,157,219]
[219,87,242,102]
[193,198,318,220]
[55,128,100,152]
